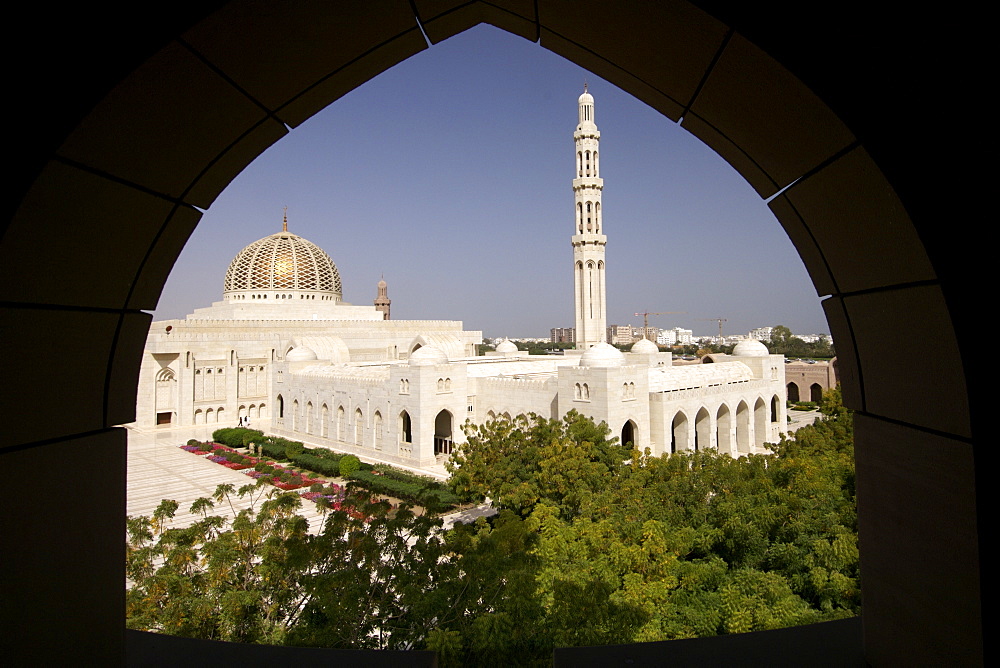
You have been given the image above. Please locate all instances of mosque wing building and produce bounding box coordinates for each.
[134,88,787,468]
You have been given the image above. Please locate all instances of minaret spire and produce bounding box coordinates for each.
[282,206,288,232]
[374,274,391,320]
[572,85,607,349]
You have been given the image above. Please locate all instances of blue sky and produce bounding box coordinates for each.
[152,25,829,339]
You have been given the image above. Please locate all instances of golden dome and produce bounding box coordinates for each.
[223,230,342,299]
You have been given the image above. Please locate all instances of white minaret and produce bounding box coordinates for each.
[572,84,607,349]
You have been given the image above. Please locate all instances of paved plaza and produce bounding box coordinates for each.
[126,421,474,533]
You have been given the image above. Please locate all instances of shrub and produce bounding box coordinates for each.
[212,427,264,448]
[347,470,460,510]
[339,454,361,477]
[285,440,305,458]
[289,453,342,476]
[187,439,201,446]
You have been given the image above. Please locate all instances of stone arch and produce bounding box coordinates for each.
[305,401,313,434]
[810,383,824,403]
[754,397,768,447]
[695,406,712,451]
[716,403,733,455]
[321,403,328,438]
[290,401,298,431]
[337,405,345,441]
[621,419,637,448]
[276,394,284,419]
[735,400,751,454]
[671,411,689,453]
[771,395,780,423]
[787,381,801,403]
[434,409,453,455]
[354,407,363,446]
[3,7,976,665]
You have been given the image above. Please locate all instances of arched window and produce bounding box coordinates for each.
[434,410,453,455]
[399,410,412,444]
[621,420,636,448]
[337,406,345,441]
[355,408,363,446]
[810,383,823,403]
[373,411,383,450]
[277,395,283,418]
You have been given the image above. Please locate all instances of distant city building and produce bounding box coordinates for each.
[636,326,659,342]
[607,324,636,346]
[658,327,693,345]
[551,327,576,344]
[749,326,773,341]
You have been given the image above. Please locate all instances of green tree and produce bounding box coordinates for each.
[127,483,456,649]
[447,411,627,518]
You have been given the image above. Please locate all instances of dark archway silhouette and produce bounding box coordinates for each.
[4,3,979,665]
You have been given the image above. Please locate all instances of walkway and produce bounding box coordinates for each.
[126,422,329,532]
[126,422,487,532]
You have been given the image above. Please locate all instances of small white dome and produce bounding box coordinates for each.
[630,338,659,354]
[496,339,518,353]
[579,342,626,368]
[409,345,449,366]
[286,346,317,361]
[732,339,770,357]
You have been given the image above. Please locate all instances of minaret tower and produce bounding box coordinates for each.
[572,84,607,349]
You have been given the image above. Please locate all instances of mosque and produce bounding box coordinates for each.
[133,88,788,468]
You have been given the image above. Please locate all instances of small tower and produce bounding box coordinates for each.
[572,84,607,349]
[374,276,391,320]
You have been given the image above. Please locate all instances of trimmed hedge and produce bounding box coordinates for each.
[347,470,460,510]
[212,427,264,448]
[201,429,456,509]
[288,453,343,477]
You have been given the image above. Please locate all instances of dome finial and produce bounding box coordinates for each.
[584,81,588,94]
[282,206,288,232]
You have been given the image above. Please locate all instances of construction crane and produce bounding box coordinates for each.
[633,311,686,340]
[697,318,728,340]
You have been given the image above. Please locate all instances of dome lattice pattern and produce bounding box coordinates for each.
[224,232,342,296]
